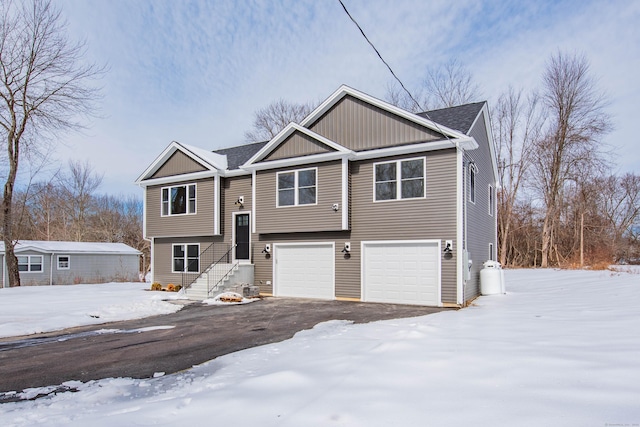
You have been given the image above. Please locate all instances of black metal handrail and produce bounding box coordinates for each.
[181,243,230,289]
[207,244,238,297]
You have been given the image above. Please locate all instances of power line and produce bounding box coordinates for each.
[336,0,456,145]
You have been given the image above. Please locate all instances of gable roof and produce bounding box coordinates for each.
[0,241,141,255]
[417,102,486,135]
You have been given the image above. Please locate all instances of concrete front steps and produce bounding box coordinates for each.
[183,263,254,300]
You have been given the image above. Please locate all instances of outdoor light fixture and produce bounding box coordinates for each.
[235,196,244,207]
[262,244,271,254]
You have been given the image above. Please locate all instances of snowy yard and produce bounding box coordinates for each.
[1,268,639,426]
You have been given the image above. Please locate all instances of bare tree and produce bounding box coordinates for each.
[533,52,612,267]
[59,159,103,241]
[0,0,102,286]
[493,87,544,266]
[244,99,314,142]
[385,59,481,112]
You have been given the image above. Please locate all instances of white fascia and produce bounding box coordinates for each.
[342,157,349,230]
[456,147,464,305]
[242,123,350,168]
[136,170,218,187]
[353,137,477,161]
[135,141,218,184]
[242,150,353,172]
[300,85,469,140]
[469,103,500,187]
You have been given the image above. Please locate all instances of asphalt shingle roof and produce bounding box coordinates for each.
[213,140,269,170]
[417,101,485,134]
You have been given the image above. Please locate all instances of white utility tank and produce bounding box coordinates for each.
[480,260,505,295]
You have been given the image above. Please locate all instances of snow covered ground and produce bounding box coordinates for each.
[1,268,639,426]
[0,282,183,338]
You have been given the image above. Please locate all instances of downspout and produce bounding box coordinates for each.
[50,252,54,286]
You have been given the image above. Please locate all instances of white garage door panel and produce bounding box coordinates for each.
[363,241,440,306]
[275,244,334,299]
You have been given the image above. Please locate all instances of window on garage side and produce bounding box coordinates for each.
[162,183,196,216]
[374,157,425,201]
[57,255,70,270]
[277,168,317,207]
[172,244,200,273]
[488,185,494,216]
[18,255,43,272]
[469,163,477,204]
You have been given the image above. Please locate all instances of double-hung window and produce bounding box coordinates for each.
[172,244,199,273]
[162,183,196,216]
[57,255,70,270]
[277,168,317,207]
[374,157,425,201]
[18,255,43,272]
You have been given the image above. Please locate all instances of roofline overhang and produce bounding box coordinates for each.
[241,150,354,172]
[300,85,469,140]
[136,170,219,187]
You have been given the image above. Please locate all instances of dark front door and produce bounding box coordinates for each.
[235,213,250,261]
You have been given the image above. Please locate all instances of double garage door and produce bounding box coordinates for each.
[274,240,440,306]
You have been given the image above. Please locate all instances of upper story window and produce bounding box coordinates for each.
[469,163,477,204]
[57,255,70,270]
[277,168,317,207]
[18,255,43,272]
[162,183,196,216]
[374,157,425,201]
[488,185,494,216]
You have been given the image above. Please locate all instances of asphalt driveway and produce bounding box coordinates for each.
[0,297,452,397]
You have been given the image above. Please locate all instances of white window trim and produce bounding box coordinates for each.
[57,255,71,270]
[469,164,477,204]
[18,255,44,273]
[171,243,200,273]
[161,183,197,217]
[488,184,494,216]
[489,243,494,261]
[276,167,318,207]
[373,157,426,202]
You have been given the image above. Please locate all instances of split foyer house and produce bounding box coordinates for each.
[136,86,498,306]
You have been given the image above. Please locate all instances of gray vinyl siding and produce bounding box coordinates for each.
[253,149,459,303]
[262,131,332,161]
[255,161,343,234]
[464,110,497,302]
[151,150,207,179]
[4,250,139,286]
[309,95,443,151]
[146,177,216,238]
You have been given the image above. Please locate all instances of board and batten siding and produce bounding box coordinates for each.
[253,149,459,303]
[255,161,343,234]
[262,131,332,162]
[309,95,443,151]
[464,111,497,302]
[150,150,207,179]
[146,177,216,238]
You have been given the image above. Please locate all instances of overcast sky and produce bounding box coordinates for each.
[34,0,640,196]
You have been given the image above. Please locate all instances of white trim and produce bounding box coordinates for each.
[469,164,477,205]
[272,242,336,299]
[214,176,220,235]
[135,141,225,184]
[150,237,155,284]
[373,157,426,202]
[242,123,351,167]
[300,85,468,140]
[171,243,200,273]
[232,212,251,264]
[360,239,442,307]
[488,184,494,216]
[471,104,500,187]
[142,185,147,239]
[160,183,197,217]
[56,255,70,270]
[341,157,349,230]
[276,167,318,208]
[353,138,477,162]
[242,150,351,172]
[138,170,217,187]
[456,148,464,305]
[17,254,44,273]
[251,170,257,234]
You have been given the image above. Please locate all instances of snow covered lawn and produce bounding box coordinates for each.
[1,268,639,426]
[0,282,183,338]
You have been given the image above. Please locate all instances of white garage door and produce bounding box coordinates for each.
[362,241,440,306]
[274,243,334,299]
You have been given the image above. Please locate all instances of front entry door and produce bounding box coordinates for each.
[234,213,250,261]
